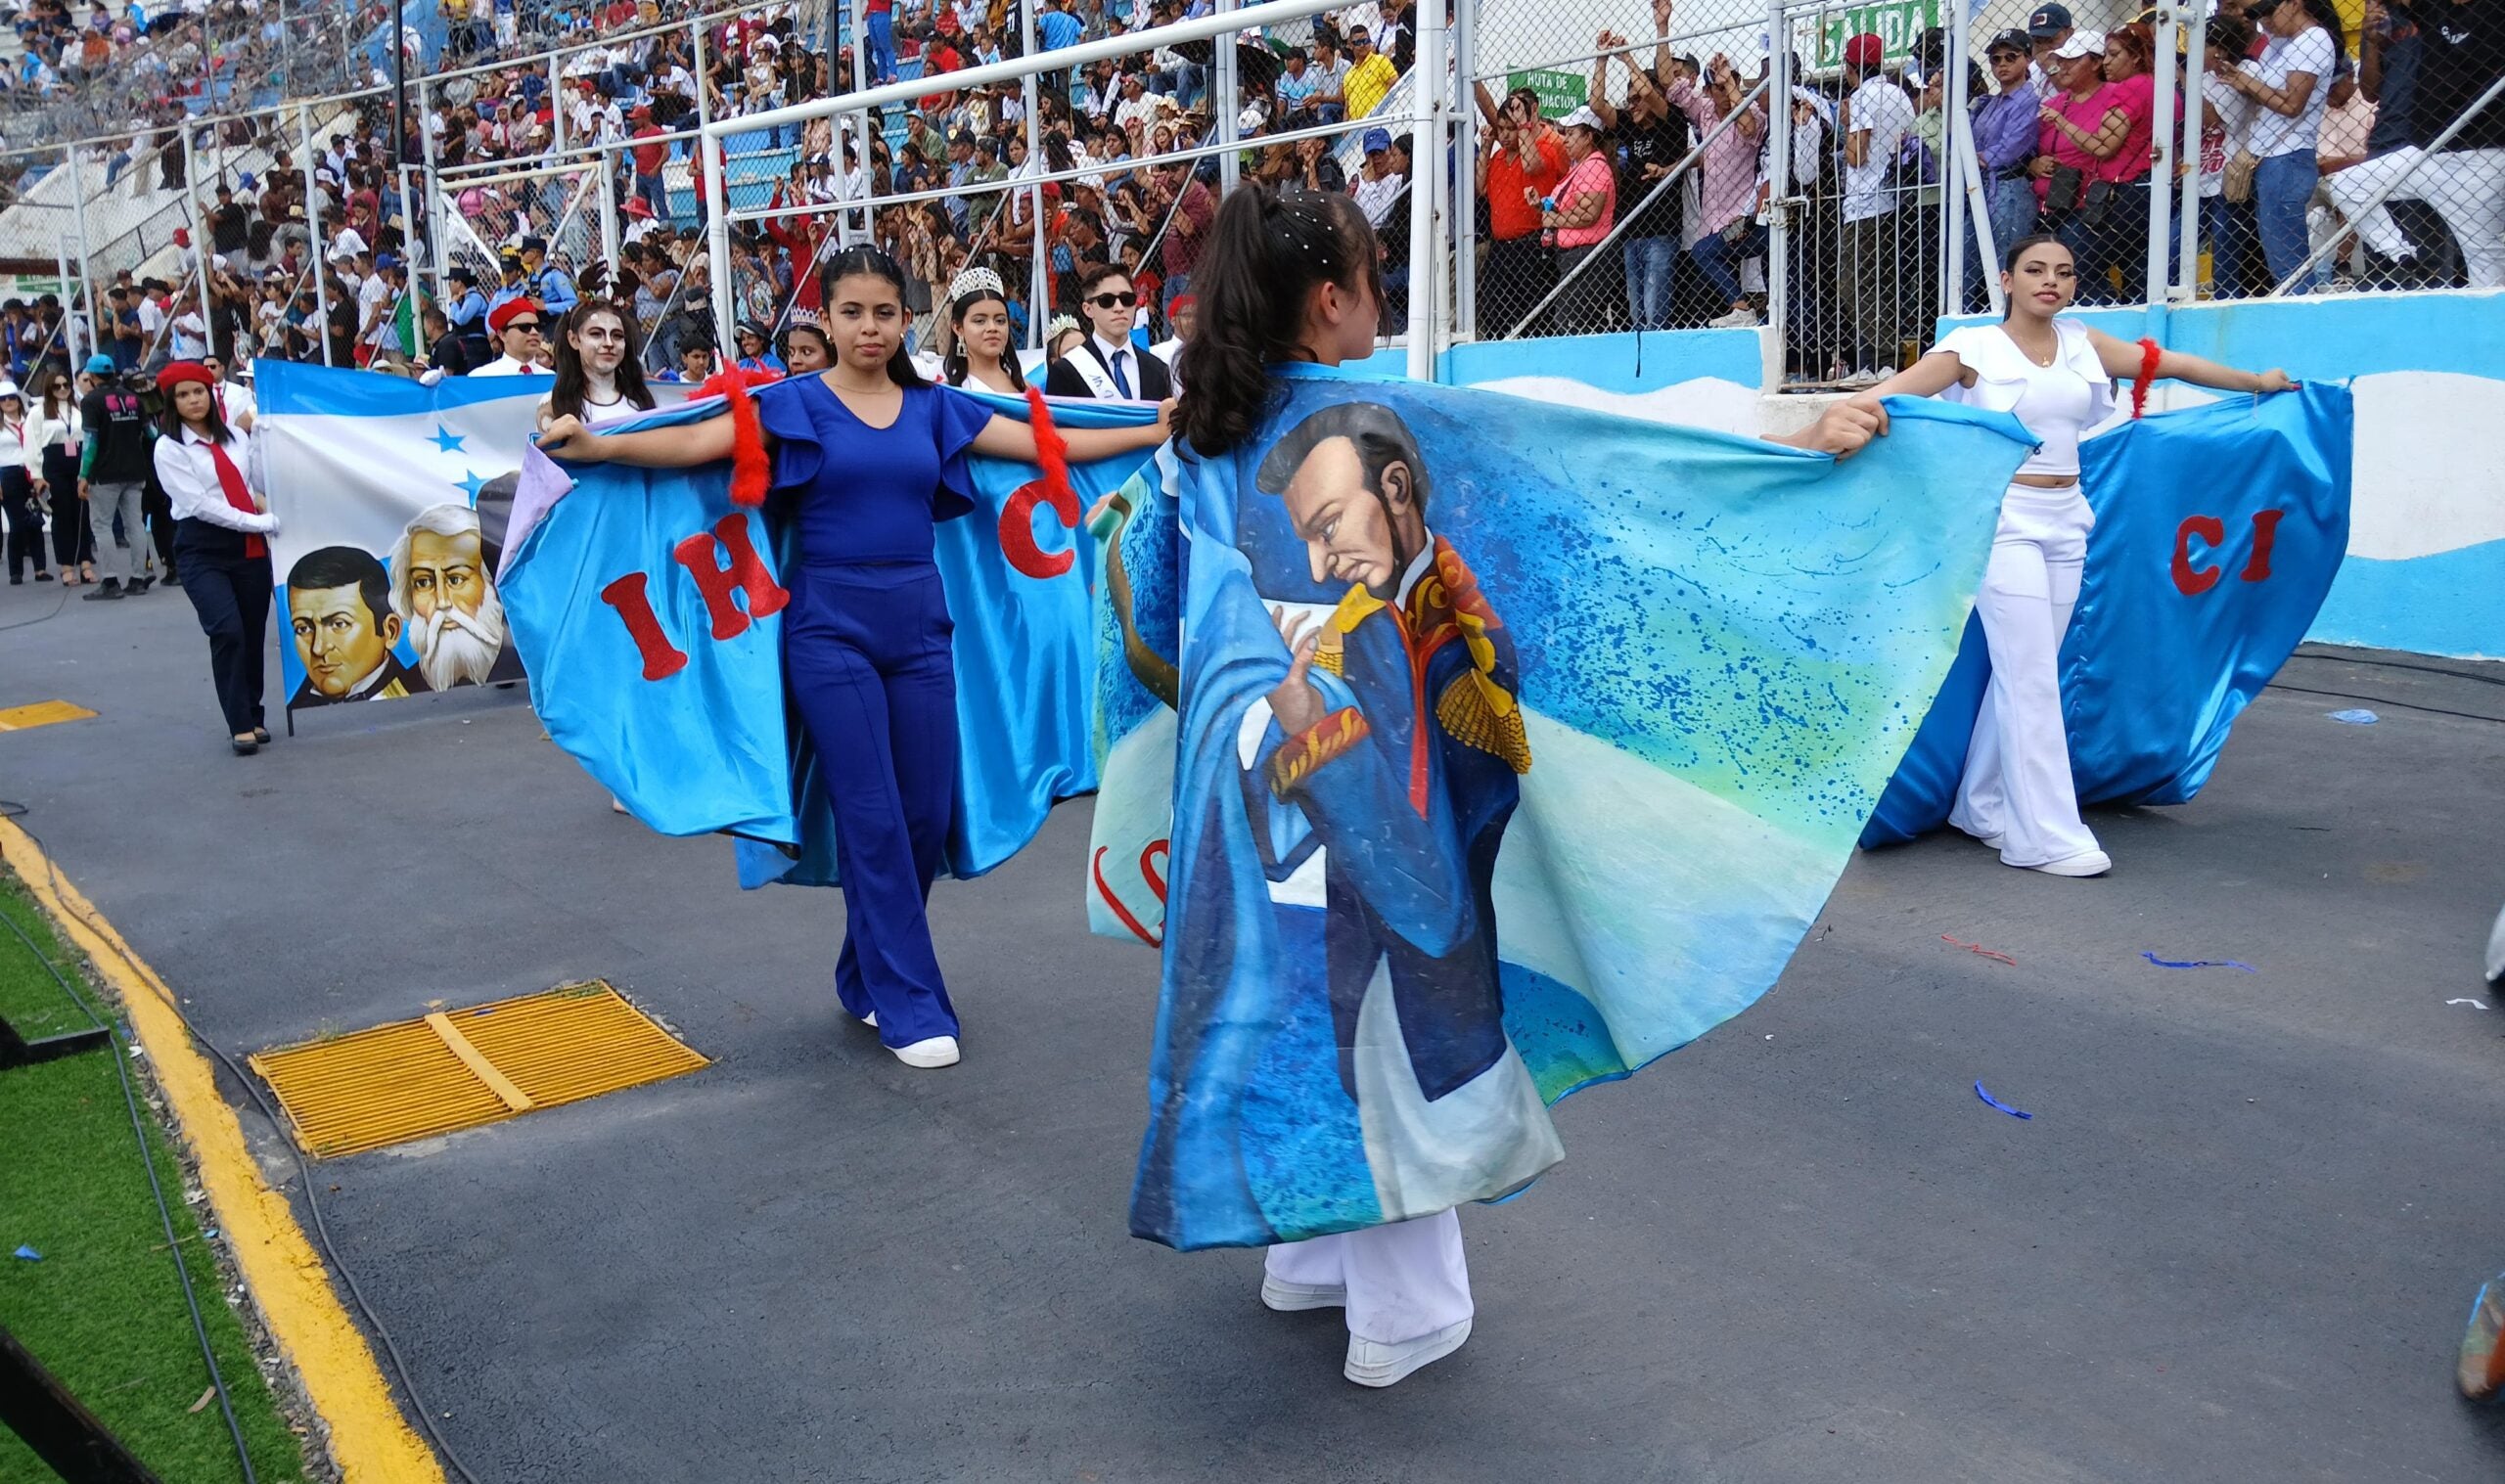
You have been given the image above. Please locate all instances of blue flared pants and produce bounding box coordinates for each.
[784,561,961,1048]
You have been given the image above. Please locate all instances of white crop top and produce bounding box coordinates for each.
[1932,320,2116,479]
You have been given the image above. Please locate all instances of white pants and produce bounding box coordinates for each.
[1264,1209,1471,1345]
[1950,484,2100,868]
[2322,146,2505,289]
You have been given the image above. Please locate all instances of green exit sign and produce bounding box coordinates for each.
[1809,0,1939,67]
[1506,67,1587,120]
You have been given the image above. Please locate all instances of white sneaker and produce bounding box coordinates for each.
[1708,306,1761,329]
[858,1011,878,1028]
[2027,849,2113,877]
[1344,1317,1472,1388]
[1260,1276,1347,1312]
[891,1035,959,1068]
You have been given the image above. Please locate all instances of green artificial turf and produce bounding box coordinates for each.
[0,874,314,1484]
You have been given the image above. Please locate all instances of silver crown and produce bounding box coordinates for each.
[948,266,1006,302]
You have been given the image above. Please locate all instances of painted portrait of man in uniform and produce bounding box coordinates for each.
[390,502,523,691]
[286,545,431,708]
[1237,402,1552,1222]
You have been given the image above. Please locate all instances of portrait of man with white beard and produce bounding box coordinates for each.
[391,503,524,692]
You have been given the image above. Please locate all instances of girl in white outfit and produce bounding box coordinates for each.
[1852,235,2291,876]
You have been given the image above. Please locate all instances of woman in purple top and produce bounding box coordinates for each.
[1968,29,2044,307]
[544,247,1168,1069]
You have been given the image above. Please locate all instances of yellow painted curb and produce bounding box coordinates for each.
[0,818,449,1484]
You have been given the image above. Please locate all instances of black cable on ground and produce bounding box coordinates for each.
[0,906,259,1484]
[0,585,71,632]
[4,812,487,1484]
[2263,681,2505,726]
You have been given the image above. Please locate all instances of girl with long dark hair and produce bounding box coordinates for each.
[1172,185,1883,1389]
[154,362,278,755]
[33,370,90,586]
[541,246,1168,1069]
[1849,235,2289,877]
[938,266,1026,394]
[538,297,657,432]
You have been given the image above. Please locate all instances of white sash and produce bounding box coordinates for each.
[1070,339,1126,401]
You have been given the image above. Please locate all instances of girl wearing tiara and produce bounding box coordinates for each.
[938,266,1027,395]
[541,247,1168,1070]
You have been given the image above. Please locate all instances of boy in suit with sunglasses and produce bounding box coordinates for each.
[1043,263,1172,401]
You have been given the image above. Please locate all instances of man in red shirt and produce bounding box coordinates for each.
[1473,81,1567,335]
[1156,160,1215,321]
[628,105,671,223]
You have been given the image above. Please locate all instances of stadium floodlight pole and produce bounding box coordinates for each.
[1216,0,1239,196]
[2146,0,2178,309]
[1453,0,1477,339]
[2176,0,2207,297]
[1405,0,1441,381]
[67,148,96,357]
[302,103,335,368]
[705,129,735,365]
[1023,0,1045,348]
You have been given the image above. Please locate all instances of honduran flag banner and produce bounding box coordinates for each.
[1088,364,2033,1252]
[254,360,549,713]
[498,386,1161,880]
[1859,382,2353,847]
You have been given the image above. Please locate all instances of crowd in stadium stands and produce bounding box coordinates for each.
[0,0,2490,393]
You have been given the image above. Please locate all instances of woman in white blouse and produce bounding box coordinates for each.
[0,383,50,584]
[1851,235,2290,877]
[154,362,281,756]
[30,368,90,586]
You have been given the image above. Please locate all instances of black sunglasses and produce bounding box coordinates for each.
[506,320,543,333]
[1088,291,1138,308]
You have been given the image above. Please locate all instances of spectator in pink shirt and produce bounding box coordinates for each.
[1542,105,1617,335]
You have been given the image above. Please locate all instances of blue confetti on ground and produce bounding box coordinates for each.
[2142,951,2259,972]
[1975,1082,2033,1119]
[2328,709,2380,725]
[13,1245,40,1261]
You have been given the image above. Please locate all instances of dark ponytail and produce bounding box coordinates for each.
[1174,185,1382,456]
[820,246,929,387]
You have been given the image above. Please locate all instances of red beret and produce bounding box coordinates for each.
[156,361,214,394]
[488,298,545,336]
[1167,293,1196,315]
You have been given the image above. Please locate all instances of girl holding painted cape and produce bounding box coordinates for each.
[1157,187,1887,1388]
[540,247,1167,1071]
[1846,235,2291,878]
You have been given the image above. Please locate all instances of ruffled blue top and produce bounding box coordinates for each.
[752,374,997,564]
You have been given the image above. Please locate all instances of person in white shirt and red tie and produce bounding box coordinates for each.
[154,361,281,756]
[471,299,549,377]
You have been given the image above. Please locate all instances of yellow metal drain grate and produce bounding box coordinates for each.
[0,700,98,732]
[249,981,708,1158]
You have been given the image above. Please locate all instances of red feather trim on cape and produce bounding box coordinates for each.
[698,365,783,508]
[1024,383,1074,517]
[2130,337,2163,420]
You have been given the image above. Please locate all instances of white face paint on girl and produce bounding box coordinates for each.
[571,311,628,378]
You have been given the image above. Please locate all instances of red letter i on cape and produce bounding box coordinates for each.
[600,570,691,681]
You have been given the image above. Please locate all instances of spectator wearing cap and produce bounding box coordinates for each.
[1543,105,1619,336]
[628,105,672,223]
[1344,26,1398,119]
[2330,0,2505,288]
[473,299,549,377]
[444,266,492,366]
[2035,30,2126,300]
[2028,3,2075,74]
[519,236,580,315]
[1474,80,1568,336]
[1351,125,1406,226]
[358,253,408,366]
[1971,28,2045,306]
[488,250,532,312]
[1837,33,1918,382]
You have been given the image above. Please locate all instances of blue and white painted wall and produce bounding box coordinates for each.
[1420,290,2505,659]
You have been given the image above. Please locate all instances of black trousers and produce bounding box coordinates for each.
[145,483,175,575]
[177,544,272,736]
[43,447,89,569]
[1,467,43,579]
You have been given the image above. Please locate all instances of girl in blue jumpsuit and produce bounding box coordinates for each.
[542,247,1167,1068]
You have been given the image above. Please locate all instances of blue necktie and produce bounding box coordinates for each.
[1111,348,1132,399]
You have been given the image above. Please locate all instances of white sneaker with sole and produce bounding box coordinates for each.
[1260,1276,1347,1312]
[1708,306,1761,329]
[2027,849,2112,877]
[891,1035,960,1068]
[1344,1317,1472,1387]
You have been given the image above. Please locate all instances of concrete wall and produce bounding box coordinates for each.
[1416,292,2505,659]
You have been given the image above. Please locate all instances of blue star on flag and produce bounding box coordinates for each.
[431,424,466,454]
[455,470,489,502]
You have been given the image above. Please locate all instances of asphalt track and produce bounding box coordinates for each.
[8,573,2505,1483]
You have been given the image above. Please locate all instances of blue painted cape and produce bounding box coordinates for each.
[1860,382,2352,847]
[1090,365,2032,1251]
[500,386,1160,879]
